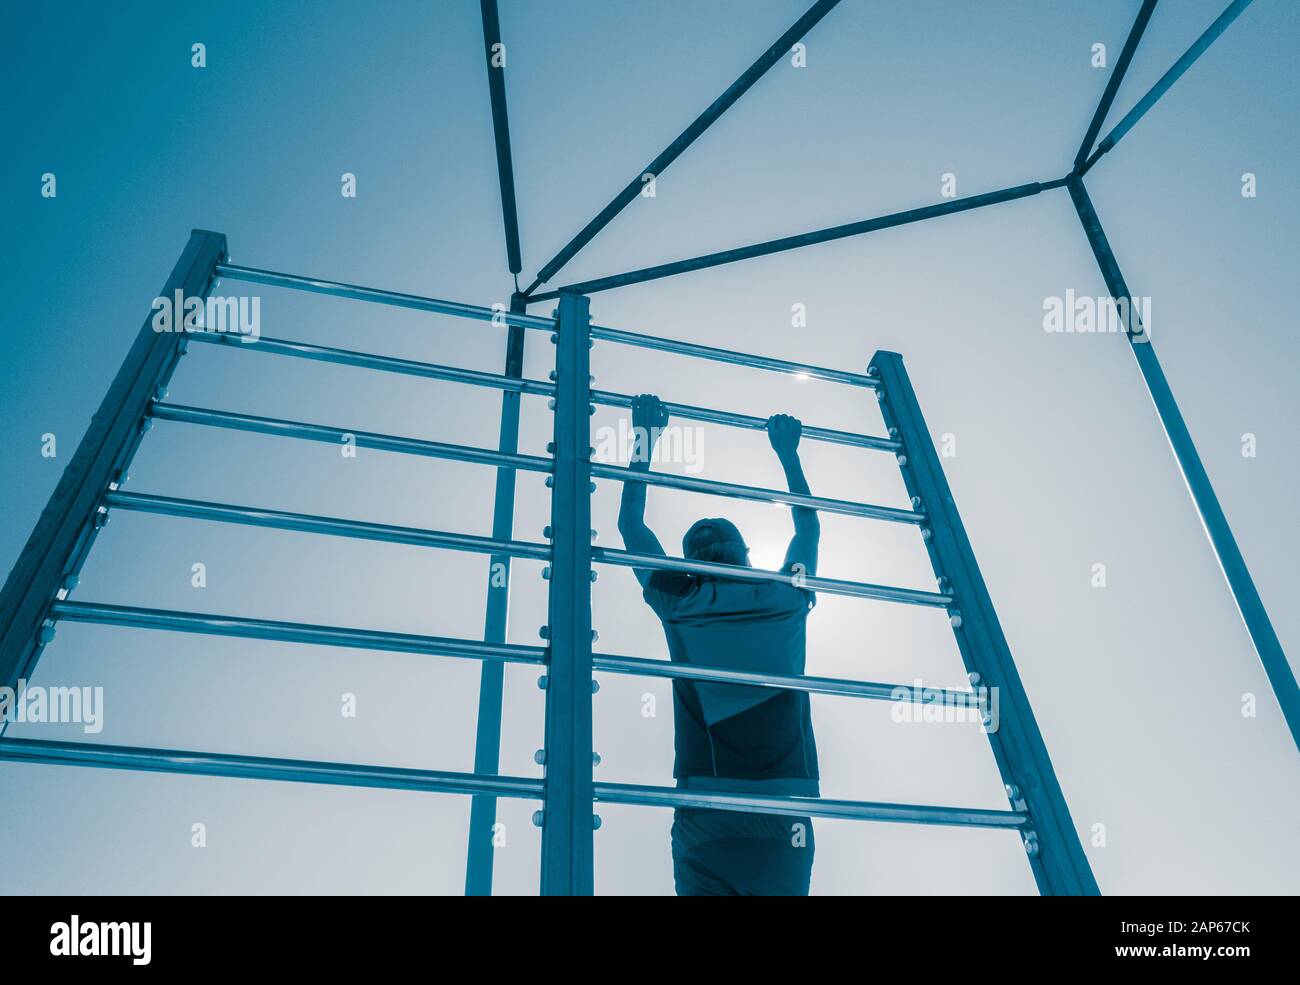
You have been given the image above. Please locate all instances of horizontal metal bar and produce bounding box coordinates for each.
[104,491,553,562]
[54,597,963,697]
[50,600,549,665]
[106,491,942,608]
[591,461,927,526]
[0,739,1023,830]
[593,651,975,704]
[595,546,952,608]
[1084,0,1254,171]
[589,323,879,387]
[591,389,897,452]
[534,182,1049,299]
[0,738,544,799]
[186,331,556,397]
[211,266,877,396]
[187,331,894,451]
[215,262,555,331]
[593,781,1028,828]
[209,270,878,392]
[148,402,554,473]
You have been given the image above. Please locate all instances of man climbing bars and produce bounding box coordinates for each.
[617,393,822,896]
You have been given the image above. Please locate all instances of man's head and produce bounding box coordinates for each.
[683,517,750,567]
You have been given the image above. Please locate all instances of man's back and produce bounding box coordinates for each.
[643,571,819,784]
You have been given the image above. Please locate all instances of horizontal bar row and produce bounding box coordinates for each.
[599,546,951,607]
[0,738,1024,828]
[188,331,898,451]
[590,387,896,452]
[0,737,541,799]
[104,491,949,606]
[105,490,554,561]
[587,323,879,388]
[215,263,554,332]
[149,402,554,473]
[146,402,924,524]
[214,263,877,387]
[53,599,548,663]
[601,463,926,525]
[49,599,972,702]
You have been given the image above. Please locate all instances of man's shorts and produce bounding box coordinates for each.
[672,811,815,896]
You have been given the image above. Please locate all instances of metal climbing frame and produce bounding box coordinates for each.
[1,0,1293,896]
[0,238,1094,894]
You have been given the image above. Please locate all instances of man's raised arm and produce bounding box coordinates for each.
[617,394,669,588]
[768,413,820,580]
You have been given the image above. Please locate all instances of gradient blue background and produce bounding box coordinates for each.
[1,0,1296,894]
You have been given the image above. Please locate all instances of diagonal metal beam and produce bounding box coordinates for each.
[1067,175,1298,753]
[523,0,841,295]
[531,180,1060,300]
[480,0,523,274]
[1073,0,1158,172]
[1081,0,1254,174]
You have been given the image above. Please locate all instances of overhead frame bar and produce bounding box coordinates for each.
[479,0,523,275]
[1080,0,1255,174]
[532,181,1059,300]
[523,0,842,294]
[0,738,1025,828]
[1072,0,1159,172]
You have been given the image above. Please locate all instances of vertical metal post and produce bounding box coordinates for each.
[0,229,227,695]
[1067,176,1298,752]
[464,293,529,896]
[539,293,594,895]
[871,350,1101,896]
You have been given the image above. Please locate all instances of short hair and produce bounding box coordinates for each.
[683,518,749,567]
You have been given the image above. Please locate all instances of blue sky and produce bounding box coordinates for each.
[1,0,1297,894]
